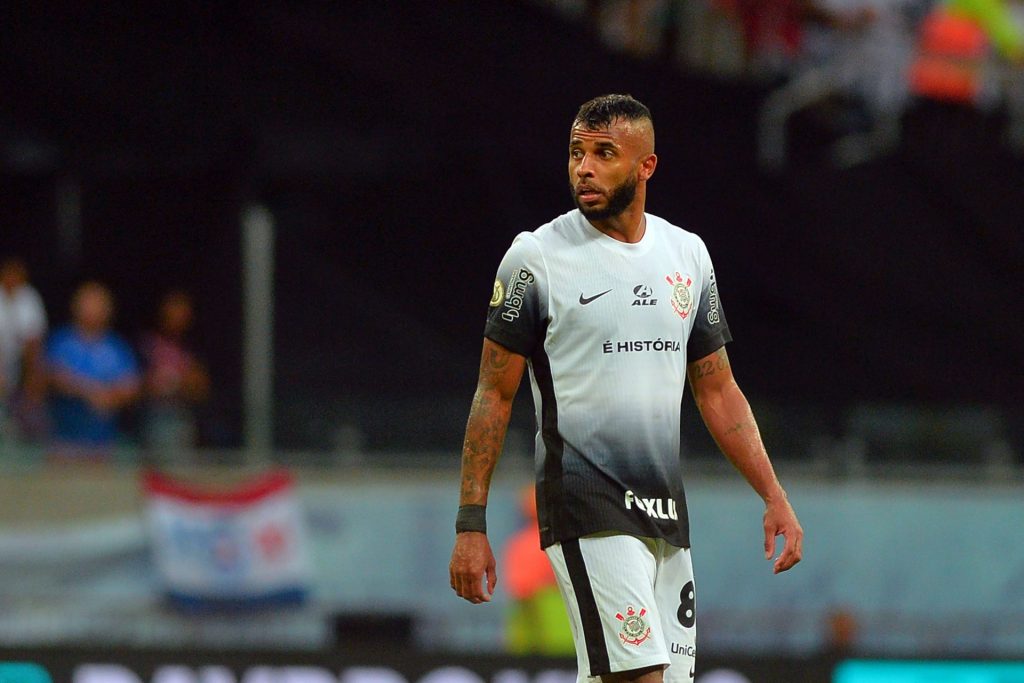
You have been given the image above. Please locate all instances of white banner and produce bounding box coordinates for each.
[143,470,310,608]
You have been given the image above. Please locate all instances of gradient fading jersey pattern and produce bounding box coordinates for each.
[485,210,732,549]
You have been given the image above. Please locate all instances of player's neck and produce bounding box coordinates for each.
[587,204,647,244]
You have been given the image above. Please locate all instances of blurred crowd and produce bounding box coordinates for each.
[0,257,210,462]
[540,0,1024,164]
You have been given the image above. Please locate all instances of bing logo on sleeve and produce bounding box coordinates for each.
[500,268,534,322]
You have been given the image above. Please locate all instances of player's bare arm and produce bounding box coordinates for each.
[687,346,804,574]
[449,337,527,604]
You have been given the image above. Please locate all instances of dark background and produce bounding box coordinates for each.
[2,1,1021,452]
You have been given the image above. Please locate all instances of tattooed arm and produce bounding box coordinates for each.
[450,337,527,603]
[687,347,804,573]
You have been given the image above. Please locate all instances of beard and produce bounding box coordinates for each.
[571,173,638,221]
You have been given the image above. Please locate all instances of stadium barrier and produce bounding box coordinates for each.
[0,648,840,683]
[6,648,1024,683]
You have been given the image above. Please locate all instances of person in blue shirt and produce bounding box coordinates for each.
[47,281,141,460]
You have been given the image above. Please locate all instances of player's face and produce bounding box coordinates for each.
[568,119,645,220]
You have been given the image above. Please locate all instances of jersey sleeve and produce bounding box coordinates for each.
[483,233,547,357]
[686,240,733,360]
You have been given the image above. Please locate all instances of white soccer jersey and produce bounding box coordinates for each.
[485,210,731,548]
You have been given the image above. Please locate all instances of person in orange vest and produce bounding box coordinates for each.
[909,0,1024,104]
[502,485,575,656]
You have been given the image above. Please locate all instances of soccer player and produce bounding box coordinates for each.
[448,94,803,683]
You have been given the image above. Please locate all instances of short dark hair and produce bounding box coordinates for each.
[574,94,652,130]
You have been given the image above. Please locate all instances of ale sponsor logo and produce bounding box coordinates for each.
[631,284,657,307]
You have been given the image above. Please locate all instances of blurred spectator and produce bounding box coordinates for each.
[47,281,140,461]
[138,290,209,455]
[501,485,574,655]
[757,0,919,168]
[906,0,1024,151]
[0,257,48,443]
[677,1,748,77]
[910,0,1023,105]
[910,4,993,103]
[589,0,676,59]
[822,606,859,657]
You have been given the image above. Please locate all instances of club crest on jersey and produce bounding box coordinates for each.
[665,272,693,319]
[490,279,505,308]
[616,606,651,646]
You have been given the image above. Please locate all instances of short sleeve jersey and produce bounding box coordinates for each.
[485,210,731,549]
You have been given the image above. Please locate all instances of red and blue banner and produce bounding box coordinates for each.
[143,470,309,610]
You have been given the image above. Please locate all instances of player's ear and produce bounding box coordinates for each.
[639,153,657,182]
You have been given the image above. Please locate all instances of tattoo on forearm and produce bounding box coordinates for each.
[724,421,747,436]
[692,347,730,380]
[459,345,514,503]
[484,347,510,371]
[694,359,715,378]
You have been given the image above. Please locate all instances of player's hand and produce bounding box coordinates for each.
[763,494,803,574]
[449,531,497,604]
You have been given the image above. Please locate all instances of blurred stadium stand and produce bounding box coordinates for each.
[2,1,1022,453]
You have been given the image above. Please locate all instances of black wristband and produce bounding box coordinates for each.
[455,504,487,533]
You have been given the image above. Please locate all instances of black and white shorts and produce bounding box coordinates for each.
[545,533,697,683]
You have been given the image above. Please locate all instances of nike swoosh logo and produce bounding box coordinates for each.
[579,289,612,305]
